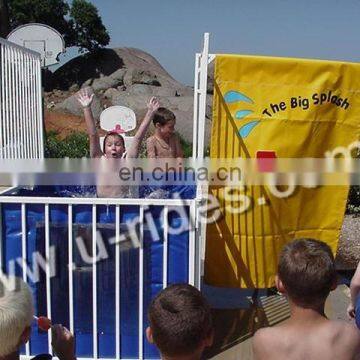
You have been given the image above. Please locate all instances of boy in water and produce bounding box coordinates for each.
[146,284,213,360]
[146,107,183,158]
[253,238,360,360]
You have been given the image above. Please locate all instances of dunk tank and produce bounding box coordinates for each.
[0,189,199,359]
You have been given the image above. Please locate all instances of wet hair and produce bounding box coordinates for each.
[152,107,176,126]
[102,132,125,153]
[278,238,337,307]
[148,284,212,357]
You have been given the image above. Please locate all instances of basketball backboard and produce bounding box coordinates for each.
[7,23,65,67]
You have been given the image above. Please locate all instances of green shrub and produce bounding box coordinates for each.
[45,131,89,158]
[179,135,192,158]
[347,185,360,215]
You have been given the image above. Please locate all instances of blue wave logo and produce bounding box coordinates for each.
[224,90,260,138]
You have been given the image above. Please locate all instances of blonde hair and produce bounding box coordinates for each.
[0,275,34,356]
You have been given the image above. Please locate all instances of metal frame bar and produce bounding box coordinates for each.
[45,203,52,352]
[14,48,20,159]
[0,44,4,155]
[19,48,25,158]
[35,57,44,158]
[25,53,32,158]
[4,44,10,158]
[138,206,144,360]
[68,204,74,334]
[192,53,201,159]
[188,201,196,286]
[21,203,30,356]
[0,203,3,271]
[29,57,36,158]
[115,205,121,360]
[162,206,168,288]
[0,196,195,206]
[92,204,98,358]
[191,33,215,289]
[9,46,15,159]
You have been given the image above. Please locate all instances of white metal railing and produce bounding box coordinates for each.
[0,37,43,159]
[0,194,200,360]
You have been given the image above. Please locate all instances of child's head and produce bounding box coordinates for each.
[0,276,34,357]
[147,284,213,360]
[153,108,176,139]
[277,238,337,308]
[103,132,125,158]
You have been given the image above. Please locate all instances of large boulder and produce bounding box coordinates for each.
[46,47,213,145]
[55,92,102,119]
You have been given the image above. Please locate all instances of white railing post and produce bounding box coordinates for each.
[68,205,74,334]
[192,53,201,159]
[0,37,43,159]
[138,206,144,360]
[92,204,98,359]
[115,205,121,360]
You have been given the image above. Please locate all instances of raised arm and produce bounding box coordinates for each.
[76,88,103,158]
[127,97,160,158]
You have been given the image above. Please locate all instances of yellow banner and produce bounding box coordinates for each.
[205,54,360,288]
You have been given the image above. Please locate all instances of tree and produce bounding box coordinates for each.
[68,0,110,53]
[0,0,10,37]
[1,0,109,53]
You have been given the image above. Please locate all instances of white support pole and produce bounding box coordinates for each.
[9,47,15,159]
[0,44,4,157]
[192,53,201,159]
[44,204,52,353]
[19,48,25,158]
[92,204,98,359]
[0,204,3,270]
[35,58,43,158]
[14,48,20,159]
[162,206,168,289]
[197,33,210,159]
[23,53,30,158]
[194,202,201,290]
[30,58,37,159]
[188,203,196,286]
[115,204,120,360]
[68,205,74,334]
[21,203,30,356]
[4,45,10,158]
[138,206,144,360]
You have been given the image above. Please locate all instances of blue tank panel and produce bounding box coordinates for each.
[1,188,191,359]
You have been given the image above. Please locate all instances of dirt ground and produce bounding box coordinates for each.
[44,110,87,138]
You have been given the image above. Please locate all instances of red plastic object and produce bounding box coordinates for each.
[37,316,52,331]
[256,151,277,172]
